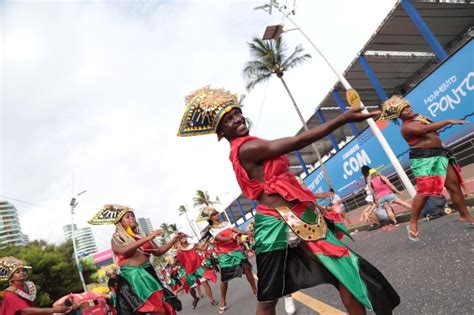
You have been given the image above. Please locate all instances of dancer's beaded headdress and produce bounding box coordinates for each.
[0,256,31,281]
[177,86,242,139]
[380,95,410,120]
[88,204,134,225]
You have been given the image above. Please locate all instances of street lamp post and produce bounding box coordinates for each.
[258,1,416,197]
[69,190,88,292]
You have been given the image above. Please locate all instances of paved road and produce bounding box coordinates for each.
[178,211,473,314]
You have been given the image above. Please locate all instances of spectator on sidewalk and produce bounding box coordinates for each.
[360,166,381,230]
[368,169,411,226]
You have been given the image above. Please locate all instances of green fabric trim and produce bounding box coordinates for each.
[195,265,206,277]
[119,262,163,304]
[254,213,288,254]
[169,278,176,287]
[333,221,353,241]
[218,249,247,268]
[301,208,317,223]
[410,156,448,177]
[317,253,372,310]
[183,266,206,287]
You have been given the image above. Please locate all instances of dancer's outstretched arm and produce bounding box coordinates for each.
[239,108,379,163]
[401,119,465,138]
[232,227,251,235]
[148,233,184,256]
[111,229,162,257]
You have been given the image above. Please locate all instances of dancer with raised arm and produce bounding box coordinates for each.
[89,204,182,315]
[177,86,400,315]
[380,95,474,241]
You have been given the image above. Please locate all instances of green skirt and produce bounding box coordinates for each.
[120,262,163,304]
[254,208,400,314]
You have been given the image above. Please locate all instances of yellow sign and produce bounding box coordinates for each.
[346,89,363,110]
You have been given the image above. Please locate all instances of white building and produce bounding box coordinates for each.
[0,201,28,249]
[63,224,98,258]
[138,217,153,235]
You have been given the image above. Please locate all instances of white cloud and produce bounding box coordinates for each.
[1,0,396,250]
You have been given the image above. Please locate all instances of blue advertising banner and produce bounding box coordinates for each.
[304,39,474,199]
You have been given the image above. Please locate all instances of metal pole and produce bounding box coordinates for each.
[70,191,88,292]
[270,5,416,198]
[401,0,447,61]
[70,207,88,292]
[358,56,388,101]
[295,150,309,175]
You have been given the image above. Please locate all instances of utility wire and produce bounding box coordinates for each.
[0,195,44,207]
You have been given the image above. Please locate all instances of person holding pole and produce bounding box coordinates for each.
[177,86,400,315]
[380,95,474,241]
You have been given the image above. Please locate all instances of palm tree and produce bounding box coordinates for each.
[168,223,178,233]
[193,190,219,208]
[193,189,231,224]
[160,223,171,241]
[243,36,332,188]
[178,205,199,239]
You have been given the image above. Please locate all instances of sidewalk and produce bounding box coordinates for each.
[346,168,474,233]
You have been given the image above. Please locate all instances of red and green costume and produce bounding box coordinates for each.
[230,136,400,313]
[409,147,464,196]
[1,282,36,315]
[403,117,464,196]
[209,222,252,283]
[176,244,217,292]
[115,239,176,315]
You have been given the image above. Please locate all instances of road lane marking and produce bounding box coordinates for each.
[252,273,345,314]
[291,291,346,315]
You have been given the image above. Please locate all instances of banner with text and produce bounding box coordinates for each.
[304,39,474,198]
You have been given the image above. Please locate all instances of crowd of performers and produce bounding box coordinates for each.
[2,89,473,315]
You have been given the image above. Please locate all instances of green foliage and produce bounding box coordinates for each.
[243,36,311,91]
[193,190,218,208]
[0,240,97,307]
